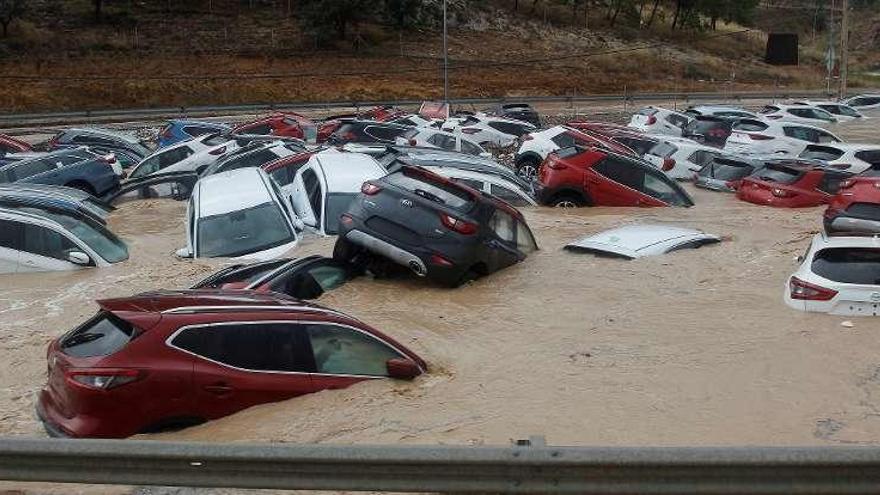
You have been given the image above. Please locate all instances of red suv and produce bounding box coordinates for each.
[233,112,319,142]
[0,133,32,154]
[535,147,694,207]
[37,290,425,438]
[824,176,880,234]
[736,160,851,208]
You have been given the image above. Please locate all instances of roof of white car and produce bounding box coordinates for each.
[311,149,387,192]
[807,142,880,152]
[565,224,720,259]
[815,232,880,249]
[197,168,273,217]
[654,136,718,150]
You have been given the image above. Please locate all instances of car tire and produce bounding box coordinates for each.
[65,181,96,196]
[516,156,541,181]
[552,194,586,208]
[332,236,362,263]
[452,266,481,288]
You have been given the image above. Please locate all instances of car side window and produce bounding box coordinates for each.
[854,150,880,165]
[365,125,405,142]
[665,114,689,128]
[818,172,848,194]
[269,166,294,187]
[688,150,718,167]
[159,146,194,168]
[172,323,315,373]
[302,168,322,226]
[0,219,23,250]
[242,123,272,135]
[427,133,456,150]
[460,139,482,155]
[551,132,576,148]
[21,224,79,261]
[783,126,812,141]
[488,121,526,136]
[307,324,403,377]
[9,160,56,181]
[815,130,839,144]
[593,156,645,191]
[490,184,530,207]
[451,177,484,190]
[130,156,162,178]
[489,209,516,243]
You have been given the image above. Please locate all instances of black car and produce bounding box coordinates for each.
[682,116,733,148]
[482,103,541,127]
[326,120,413,145]
[192,255,354,300]
[334,165,538,287]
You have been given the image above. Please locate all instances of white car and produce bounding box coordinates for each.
[441,114,535,148]
[798,143,880,174]
[275,149,387,235]
[724,119,842,156]
[794,100,866,122]
[200,140,302,177]
[759,104,838,126]
[128,134,236,179]
[396,128,489,157]
[515,125,629,180]
[684,105,761,120]
[628,106,692,136]
[389,114,437,128]
[784,233,880,316]
[0,206,128,274]
[422,166,537,207]
[642,137,725,180]
[843,94,880,113]
[178,168,301,260]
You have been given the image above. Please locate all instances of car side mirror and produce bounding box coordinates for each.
[67,251,91,266]
[175,247,193,258]
[386,358,421,380]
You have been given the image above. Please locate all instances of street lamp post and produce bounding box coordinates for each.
[443,0,449,103]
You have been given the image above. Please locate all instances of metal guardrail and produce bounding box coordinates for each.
[0,90,838,127]
[3,437,880,493]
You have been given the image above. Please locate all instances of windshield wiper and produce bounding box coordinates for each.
[413,189,445,204]
[62,333,104,348]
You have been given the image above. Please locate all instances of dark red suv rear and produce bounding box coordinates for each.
[535,147,694,208]
[824,176,880,234]
[736,161,851,208]
[38,290,425,438]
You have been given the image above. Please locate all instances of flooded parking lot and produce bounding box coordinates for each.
[1,116,879,452]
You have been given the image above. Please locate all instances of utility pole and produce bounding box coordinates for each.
[839,0,849,99]
[443,0,449,103]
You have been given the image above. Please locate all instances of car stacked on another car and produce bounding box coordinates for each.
[335,165,538,287]
[232,112,319,143]
[480,103,541,127]
[326,120,413,145]
[396,128,489,157]
[48,128,153,163]
[128,133,239,179]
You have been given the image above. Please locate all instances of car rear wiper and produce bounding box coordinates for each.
[62,333,104,348]
[413,188,445,204]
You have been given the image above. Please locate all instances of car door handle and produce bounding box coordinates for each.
[203,383,233,394]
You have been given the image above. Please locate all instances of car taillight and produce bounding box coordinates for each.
[748,134,774,141]
[839,179,855,189]
[67,369,142,390]
[99,154,117,166]
[361,182,381,195]
[521,134,534,141]
[771,188,794,198]
[707,128,729,138]
[439,213,477,235]
[430,253,455,266]
[209,145,227,155]
[646,115,657,125]
[724,180,737,190]
[789,277,837,301]
[409,139,417,146]
[662,157,676,171]
[461,128,480,135]
[340,213,354,226]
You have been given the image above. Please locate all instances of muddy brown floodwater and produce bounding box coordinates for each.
[1,117,880,494]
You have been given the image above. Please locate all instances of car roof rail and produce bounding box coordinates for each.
[160,304,347,318]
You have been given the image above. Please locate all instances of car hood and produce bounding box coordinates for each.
[564,224,720,259]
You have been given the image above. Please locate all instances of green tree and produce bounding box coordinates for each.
[0,0,26,37]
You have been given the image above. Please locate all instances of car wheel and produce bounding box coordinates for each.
[332,237,362,263]
[516,157,541,181]
[552,194,586,208]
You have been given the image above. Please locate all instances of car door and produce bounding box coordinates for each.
[17,223,84,272]
[484,208,524,271]
[0,219,22,274]
[306,323,407,392]
[289,167,318,228]
[588,156,651,206]
[490,183,533,207]
[170,322,316,421]
[8,159,58,183]
[105,172,199,205]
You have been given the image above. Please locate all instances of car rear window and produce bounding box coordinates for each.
[60,311,135,358]
[385,170,475,211]
[402,128,420,139]
[800,145,845,161]
[699,158,755,180]
[812,248,880,285]
[648,141,677,158]
[751,164,803,184]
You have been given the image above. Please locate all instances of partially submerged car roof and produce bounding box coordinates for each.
[196,168,275,217]
[96,289,329,315]
[565,225,720,259]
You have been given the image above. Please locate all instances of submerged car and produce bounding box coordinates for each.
[564,225,720,259]
[843,94,880,113]
[157,120,232,149]
[48,128,152,160]
[178,167,301,260]
[784,233,880,316]
[37,290,426,438]
[798,143,880,174]
[736,160,851,208]
[628,106,691,137]
[681,116,733,148]
[694,156,763,192]
[823,177,880,235]
[0,183,113,223]
[535,146,694,208]
[0,203,128,274]
[0,148,120,197]
[642,137,725,180]
[192,255,354,300]
[335,165,538,287]
[760,104,838,126]
[725,119,842,156]
[515,125,636,181]
[232,112,318,143]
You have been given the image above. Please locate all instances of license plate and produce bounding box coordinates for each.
[832,302,880,316]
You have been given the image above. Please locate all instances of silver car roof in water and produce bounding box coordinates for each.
[565,224,720,259]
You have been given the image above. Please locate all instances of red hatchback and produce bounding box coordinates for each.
[233,112,319,142]
[37,290,425,438]
[535,147,694,207]
[823,176,880,234]
[736,160,852,208]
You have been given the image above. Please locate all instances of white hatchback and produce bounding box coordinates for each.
[127,133,236,179]
[785,233,880,316]
[178,168,301,261]
[798,143,880,174]
[628,106,692,136]
[725,119,842,156]
[643,137,725,180]
[395,128,489,157]
[759,104,838,126]
[441,114,535,148]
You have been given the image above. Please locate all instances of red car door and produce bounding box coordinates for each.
[169,322,316,420]
[586,156,666,206]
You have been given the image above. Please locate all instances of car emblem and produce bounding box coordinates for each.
[400,199,414,208]
[872,292,880,302]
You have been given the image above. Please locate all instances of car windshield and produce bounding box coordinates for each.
[812,248,880,285]
[197,202,294,258]
[699,159,755,180]
[27,207,129,263]
[752,164,803,184]
[323,192,358,235]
